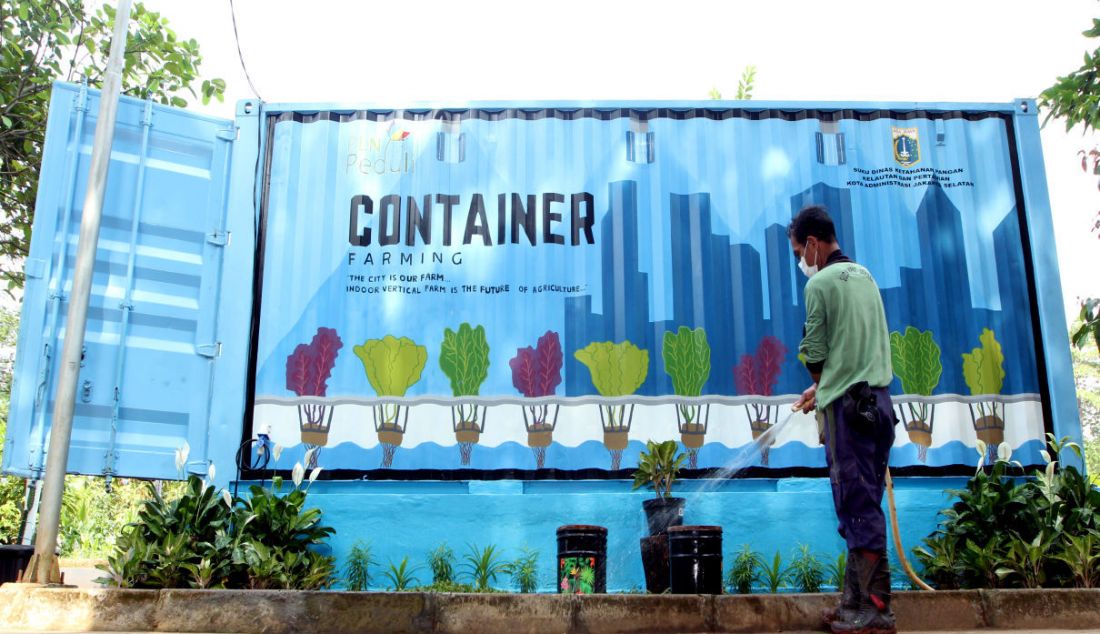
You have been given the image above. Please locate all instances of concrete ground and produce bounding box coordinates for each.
[1,631,1096,634]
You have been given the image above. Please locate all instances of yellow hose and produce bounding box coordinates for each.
[885,468,934,591]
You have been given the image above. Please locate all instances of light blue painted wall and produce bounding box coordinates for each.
[240,476,966,592]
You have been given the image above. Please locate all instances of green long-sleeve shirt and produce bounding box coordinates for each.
[799,255,893,410]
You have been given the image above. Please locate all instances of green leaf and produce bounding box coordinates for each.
[661,326,711,396]
[890,327,942,395]
[353,335,427,396]
[439,323,491,396]
[574,340,649,396]
[961,328,1005,395]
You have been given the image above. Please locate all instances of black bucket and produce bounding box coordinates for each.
[668,525,723,594]
[0,545,34,584]
[639,534,670,594]
[642,496,685,535]
[556,524,607,594]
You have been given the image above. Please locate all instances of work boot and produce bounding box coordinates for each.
[830,551,896,634]
[822,552,860,626]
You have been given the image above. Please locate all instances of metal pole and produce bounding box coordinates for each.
[22,0,133,585]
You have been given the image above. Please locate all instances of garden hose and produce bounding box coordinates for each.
[885,468,934,591]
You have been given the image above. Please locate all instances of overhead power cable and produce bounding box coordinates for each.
[229,0,264,102]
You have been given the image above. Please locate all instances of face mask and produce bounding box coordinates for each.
[798,241,819,278]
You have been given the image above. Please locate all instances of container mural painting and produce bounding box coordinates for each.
[2,84,1082,592]
[247,104,1052,476]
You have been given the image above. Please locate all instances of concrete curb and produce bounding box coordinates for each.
[2,584,1098,633]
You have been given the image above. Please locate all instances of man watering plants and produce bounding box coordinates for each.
[788,205,897,634]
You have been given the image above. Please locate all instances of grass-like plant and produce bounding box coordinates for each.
[787,544,825,593]
[462,543,510,591]
[381,556,422,591]
[726,544,763,594]
[823,552,846,590]
[427,542,456,585]
[344,540,375,591]
[509,547,540,593]
[761,551,788,593]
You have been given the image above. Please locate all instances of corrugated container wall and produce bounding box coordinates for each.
[0,85,1082,591]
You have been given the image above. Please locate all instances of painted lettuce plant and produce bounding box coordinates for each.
[509,331,563,468]
[286,327,343,466]
[891,327,942,461]
[733,336,786,465]
[962,328,1006,460]
[440,323,491,465]
[353,335,428,467]
[574,340,649,470]
[662,327,711,468]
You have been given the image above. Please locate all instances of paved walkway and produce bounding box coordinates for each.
[4,625,1095,629]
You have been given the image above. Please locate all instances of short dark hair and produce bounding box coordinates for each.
[788,205,837,244]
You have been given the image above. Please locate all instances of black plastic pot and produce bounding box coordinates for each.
[668,525,723,594]
[556,524,607,594]
[642,496,685,536]
[0,545,34,584]
[639,534,670,594]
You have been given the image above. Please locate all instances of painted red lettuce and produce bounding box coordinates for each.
[733,354,759,395]
[509,330,563,398]
[509,347,539,397]
[755,336,787,396]
[286,344,314,395]
[534,331,563,397]
[285,327,344,396]
[732,336,787,396]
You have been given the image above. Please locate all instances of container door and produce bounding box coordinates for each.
[2,82,252,482]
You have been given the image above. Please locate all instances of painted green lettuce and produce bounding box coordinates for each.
[439,323,490,396]
[574,341,649,396]
[962,328,1005,395]
[353,335,428,396]
[890,327,942,395]
[662,326,710,396]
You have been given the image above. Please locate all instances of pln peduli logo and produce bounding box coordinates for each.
[892,126,920,167]
[346,122,415,175]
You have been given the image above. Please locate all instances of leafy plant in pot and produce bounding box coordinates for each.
[633,439,687,535]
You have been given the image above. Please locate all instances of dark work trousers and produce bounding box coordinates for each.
[822,386,896,553]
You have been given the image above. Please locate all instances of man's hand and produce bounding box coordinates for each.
[792,383,817,414]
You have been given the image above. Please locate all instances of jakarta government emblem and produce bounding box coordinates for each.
[892,126,920,167]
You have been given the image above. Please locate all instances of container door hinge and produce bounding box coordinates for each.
[185,459,209,475]
[196,342,221,358]
[24,258,47,279]
[216,127,237,142]
[206,230,229,247]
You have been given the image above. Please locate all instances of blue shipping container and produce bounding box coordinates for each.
[1,84,1082,590]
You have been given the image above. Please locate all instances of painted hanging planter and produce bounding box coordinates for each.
[510,331,564,469]
[354,334,427,468]
[663,327,711,469]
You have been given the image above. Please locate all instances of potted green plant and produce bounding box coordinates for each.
[633,439,687,535]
